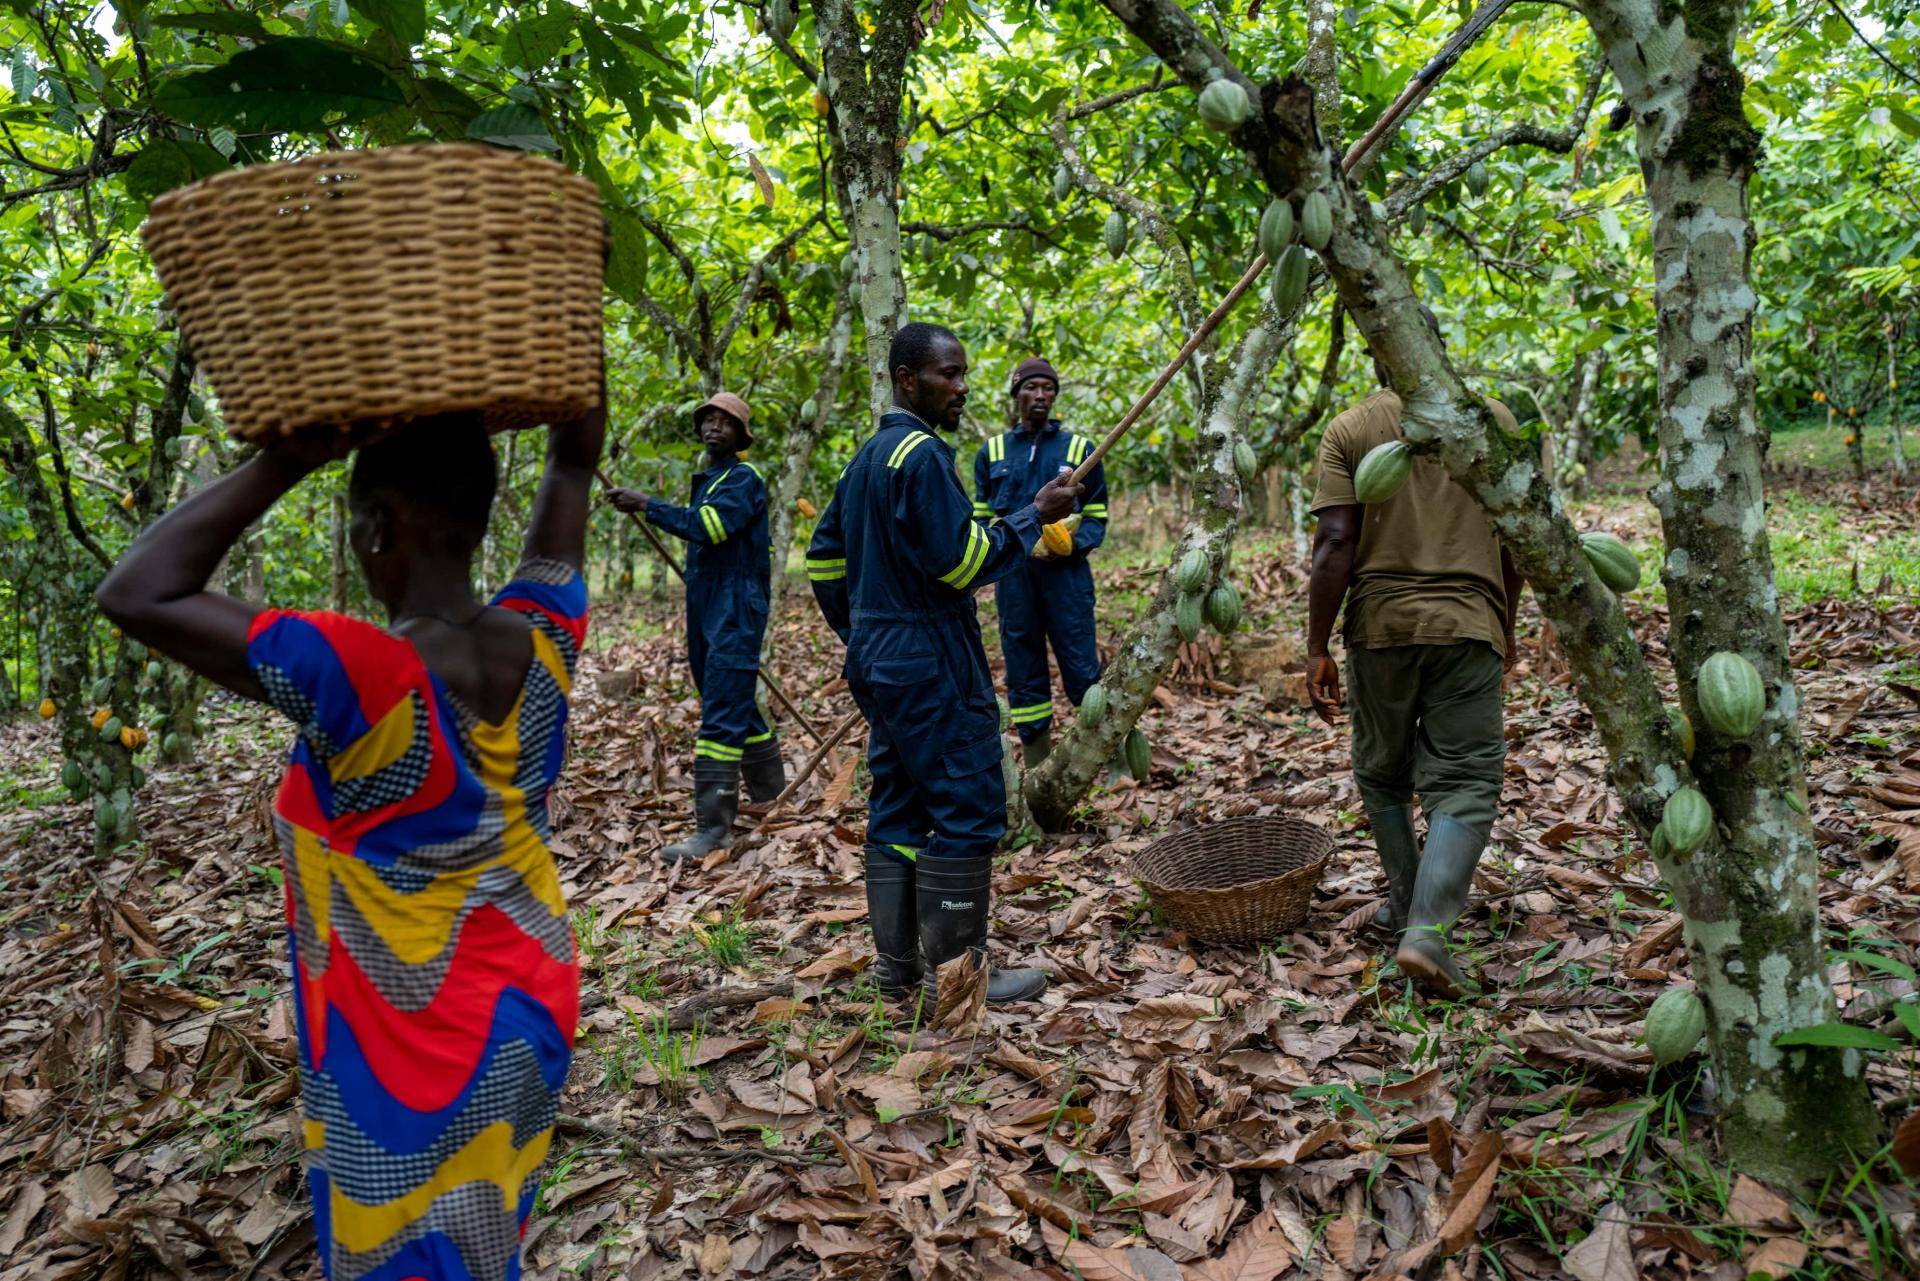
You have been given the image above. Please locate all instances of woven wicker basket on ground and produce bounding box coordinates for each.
[1131,814,1333,944]
[143,144,605,444]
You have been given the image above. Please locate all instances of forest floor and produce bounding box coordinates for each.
[2,438,1919,1280]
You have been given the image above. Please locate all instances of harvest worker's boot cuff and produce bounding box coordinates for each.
[863,847,922,998]
[1395,813,1487,999]
[741,736,787,803]
[660,759,739,865]
[1368,804,1419,932]
[915,855,1048,1007]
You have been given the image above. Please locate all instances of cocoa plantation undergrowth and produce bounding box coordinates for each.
[3,470,1919,1280]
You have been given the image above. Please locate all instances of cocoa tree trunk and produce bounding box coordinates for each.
[330,490,350,612]
[813,0,917,411]
[1579,0,1879,1176]
[766,284,855,631]
[1887,319,1908,478]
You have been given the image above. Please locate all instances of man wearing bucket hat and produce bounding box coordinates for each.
[608,391,785,861]
[971,357,1109,767]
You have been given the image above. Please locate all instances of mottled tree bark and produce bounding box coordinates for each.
[765,283,856,631]
[811,0,920,414]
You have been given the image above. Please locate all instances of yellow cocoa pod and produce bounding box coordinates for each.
[91,707,111,730]
[38,698,55,720]
[1042,522,1075,556]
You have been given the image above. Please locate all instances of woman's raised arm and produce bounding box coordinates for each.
[95,437,342,700]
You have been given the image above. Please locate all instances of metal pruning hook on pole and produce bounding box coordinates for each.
[595,466,827,747]
[1064,0,1518,487]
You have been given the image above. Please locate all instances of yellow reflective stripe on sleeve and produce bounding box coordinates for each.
[699,505,726,540]
[939,521,990,588]
[1081,504,1108,517]
[887,844,921,862]
[806,556,846,580]
[1009,702,1054,724]
[739,461,763,479]
[695,739,744,761]
[1066,436,1087,466]
[887,431,932,468]
[971,502,993,517]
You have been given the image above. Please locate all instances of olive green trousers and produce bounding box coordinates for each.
[1347,641,1504,835]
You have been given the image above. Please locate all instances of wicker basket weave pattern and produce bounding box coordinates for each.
[1131,814,1333,944]
[143,144,605,443]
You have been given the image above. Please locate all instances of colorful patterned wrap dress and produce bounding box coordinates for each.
[245,558,586,1281]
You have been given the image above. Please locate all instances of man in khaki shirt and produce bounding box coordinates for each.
[1306,319,1523,999]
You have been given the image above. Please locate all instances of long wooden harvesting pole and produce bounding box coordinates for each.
[596,466,827,747]
[749,706,864,832]
[1067,0,1517,487]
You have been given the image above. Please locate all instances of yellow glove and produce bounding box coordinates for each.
[1036,513,1081,558]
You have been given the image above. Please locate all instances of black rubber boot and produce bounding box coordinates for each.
[1022,729,1052,769]
[741,737,787,804]
[1368,804,1419,931]
[916,855,1047,1007]
[863,848,921,999]
[660,759,738,864]
[1396,813,1486,999]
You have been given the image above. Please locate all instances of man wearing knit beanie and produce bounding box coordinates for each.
[972,357,1110,766]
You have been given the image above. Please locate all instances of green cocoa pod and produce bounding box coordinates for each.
[186,393,206,423]
[163,732,182,756]
[1204,582,1242,633]
[145,661,163,680]
[1784,785,1809,816]
[1579,531,1641,593]
[1697,651,1764,738]
[131,766,146,790]
[100,716,122,742]
[1079,683,1108,728]
[1257,199,1294,259]
[799,396,818,421]
[1175,548,1210,593]
[839,251,856,276]
[1466,162,1490,198]
[94,798,118,834]
[1665,706,1695,760]
[1407,204,1427,236]
[1176,593,1205,642]
[1052,165,1072,201]
[1197,79,1252,131]
[1270,244,1309,314]
[1104,211,1129,260]
[1300,191,1332,250]
[1650,823,1672,862]
[1645,987,1706,1065]
[1353,439,1413,504]
[1124,728,1151,782]
[1233,439,1259,484]
[768,0,797,39]
[61,761,83,791]
[91,677,112,703]
[848,280,864,305]
[1663,787,1713,855]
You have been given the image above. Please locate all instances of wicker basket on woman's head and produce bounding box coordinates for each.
[143,143,605,445]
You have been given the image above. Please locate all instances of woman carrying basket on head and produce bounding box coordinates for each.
[97,389,604,1279]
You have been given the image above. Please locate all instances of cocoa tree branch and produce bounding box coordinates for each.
[1049,108,1205,344]
[1820,0,1920,90]
[713,209,827,367]
[1384,61,1605,218]
[1063,74,1173,120]
[1302,0,1344,147]
[900,217,1066,252]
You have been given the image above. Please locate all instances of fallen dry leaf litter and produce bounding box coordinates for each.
[2,472,1919,1279]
